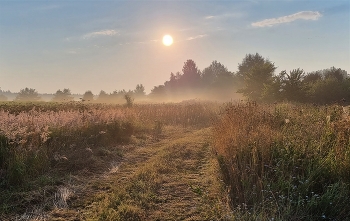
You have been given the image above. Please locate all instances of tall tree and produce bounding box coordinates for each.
[262,72,284,102]
[303,67,349,103]
[181,59,201,88]
[164,72,181,94]
[15,88,41,101]
[201,60,231,87]
[237,53,276,101]
[323,66,348,82]
[281,69,306,101]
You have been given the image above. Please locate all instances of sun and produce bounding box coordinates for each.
[162,35,173,46]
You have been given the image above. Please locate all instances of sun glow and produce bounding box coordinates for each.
[162,35,173,46]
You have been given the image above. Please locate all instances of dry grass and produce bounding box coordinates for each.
[0,101,223,220]
[46,126,230,220]
[213,102,350,220]
[0,101,218,186]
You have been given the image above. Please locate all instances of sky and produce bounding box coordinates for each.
[0,0,349,94]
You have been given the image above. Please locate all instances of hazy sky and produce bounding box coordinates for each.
[0,0,349,94]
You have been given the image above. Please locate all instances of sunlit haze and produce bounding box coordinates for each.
[0,1,349,94]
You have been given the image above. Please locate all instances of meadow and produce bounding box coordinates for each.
[0,101,216,186]
[0,100,349,220]
[213,102,350,220]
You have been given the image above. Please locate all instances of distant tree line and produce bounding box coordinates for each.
[0,84,146,104]
[53,84,146,103]
[150,59,240,101]
[1,53,348,104]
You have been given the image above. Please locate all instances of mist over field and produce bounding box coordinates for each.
[1,1,349,220]
[1,55,349,105]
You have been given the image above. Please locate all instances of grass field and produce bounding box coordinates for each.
[0,101,349,220]
[213,102,350,220]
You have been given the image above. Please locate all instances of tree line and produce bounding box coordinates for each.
[1,53,349,104]
[0,84,146,104]
[150,53,349,104]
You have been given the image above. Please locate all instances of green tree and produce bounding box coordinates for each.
[15,88,41,101]
[304,67,349,103]
[303,71,322,84]
[280,69,306,101]
[202,61,233,87]
[262,72,284,102]
[307,77,349,104]
[323,66,348,82]
[237,53,276,101]
[52,88,73,102]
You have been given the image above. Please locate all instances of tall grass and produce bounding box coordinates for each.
[213,102,350,220]
[0,101,217,187]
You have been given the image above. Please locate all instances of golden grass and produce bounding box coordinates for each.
[47,127,230,220]
[213,102,350,220]
[0,101,223,220]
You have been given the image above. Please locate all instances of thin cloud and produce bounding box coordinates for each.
[205,15,215,19]
[82,29,118,39]
[205,13,243,20]
[252,11,322,27]
[186,34,207,41]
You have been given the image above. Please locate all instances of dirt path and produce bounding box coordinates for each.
[15,126,231,220]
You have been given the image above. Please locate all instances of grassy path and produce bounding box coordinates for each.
[47,126,231,220]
